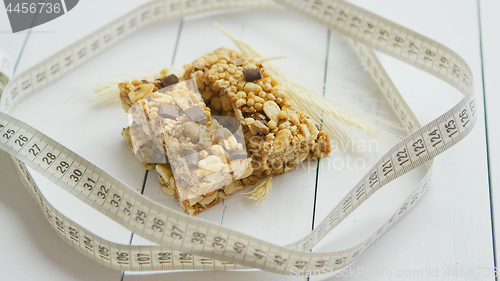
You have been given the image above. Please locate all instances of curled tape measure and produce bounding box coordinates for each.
[0,0,476,275]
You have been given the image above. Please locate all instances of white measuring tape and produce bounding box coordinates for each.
[0,0,476,275]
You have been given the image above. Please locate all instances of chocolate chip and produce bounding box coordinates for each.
[184,106,206,122]
[229,149,247,160]
[158,104,179,119]
[161,74,179,88]
[141,80,149,83]
[243,68,262,82]
[232,57,245,66]
[184,150,199,169]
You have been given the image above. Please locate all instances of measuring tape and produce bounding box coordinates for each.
[0,0,476,275]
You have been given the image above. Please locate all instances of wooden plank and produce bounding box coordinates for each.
[312,0,493,280]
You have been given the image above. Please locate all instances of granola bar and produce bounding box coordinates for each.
[119,76,256,215]
[128,80,251,201]
[183,48,332,179]
[122,125,254,215]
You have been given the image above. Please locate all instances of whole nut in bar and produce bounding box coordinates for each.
[199,191,218,206]
[161,74,179,88]
[273,128,292,152]
[223,135,239,150]
[185,106,206,122]
[210,145,228,162]
[198,155,224,172]
[128,84,154,104]
[188,195,203,205]
[158,104,179,119]
[185,150,200,169]
[183,122,200,142]
[263,101,280,123]
[243,68,262,82]
[218,191,228,199]
[238,165,253,179]
[172,89,191,110]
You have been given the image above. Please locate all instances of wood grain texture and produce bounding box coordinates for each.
[0,0,493,280]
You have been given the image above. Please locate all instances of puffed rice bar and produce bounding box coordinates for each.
[183,48,332,179]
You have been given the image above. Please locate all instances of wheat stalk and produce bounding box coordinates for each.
[214,23,378,143]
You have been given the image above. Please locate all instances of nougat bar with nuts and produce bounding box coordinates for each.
[128,80,251,201]
[183,48,332,179]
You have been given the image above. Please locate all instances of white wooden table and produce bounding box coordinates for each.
[0,0,496,280]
